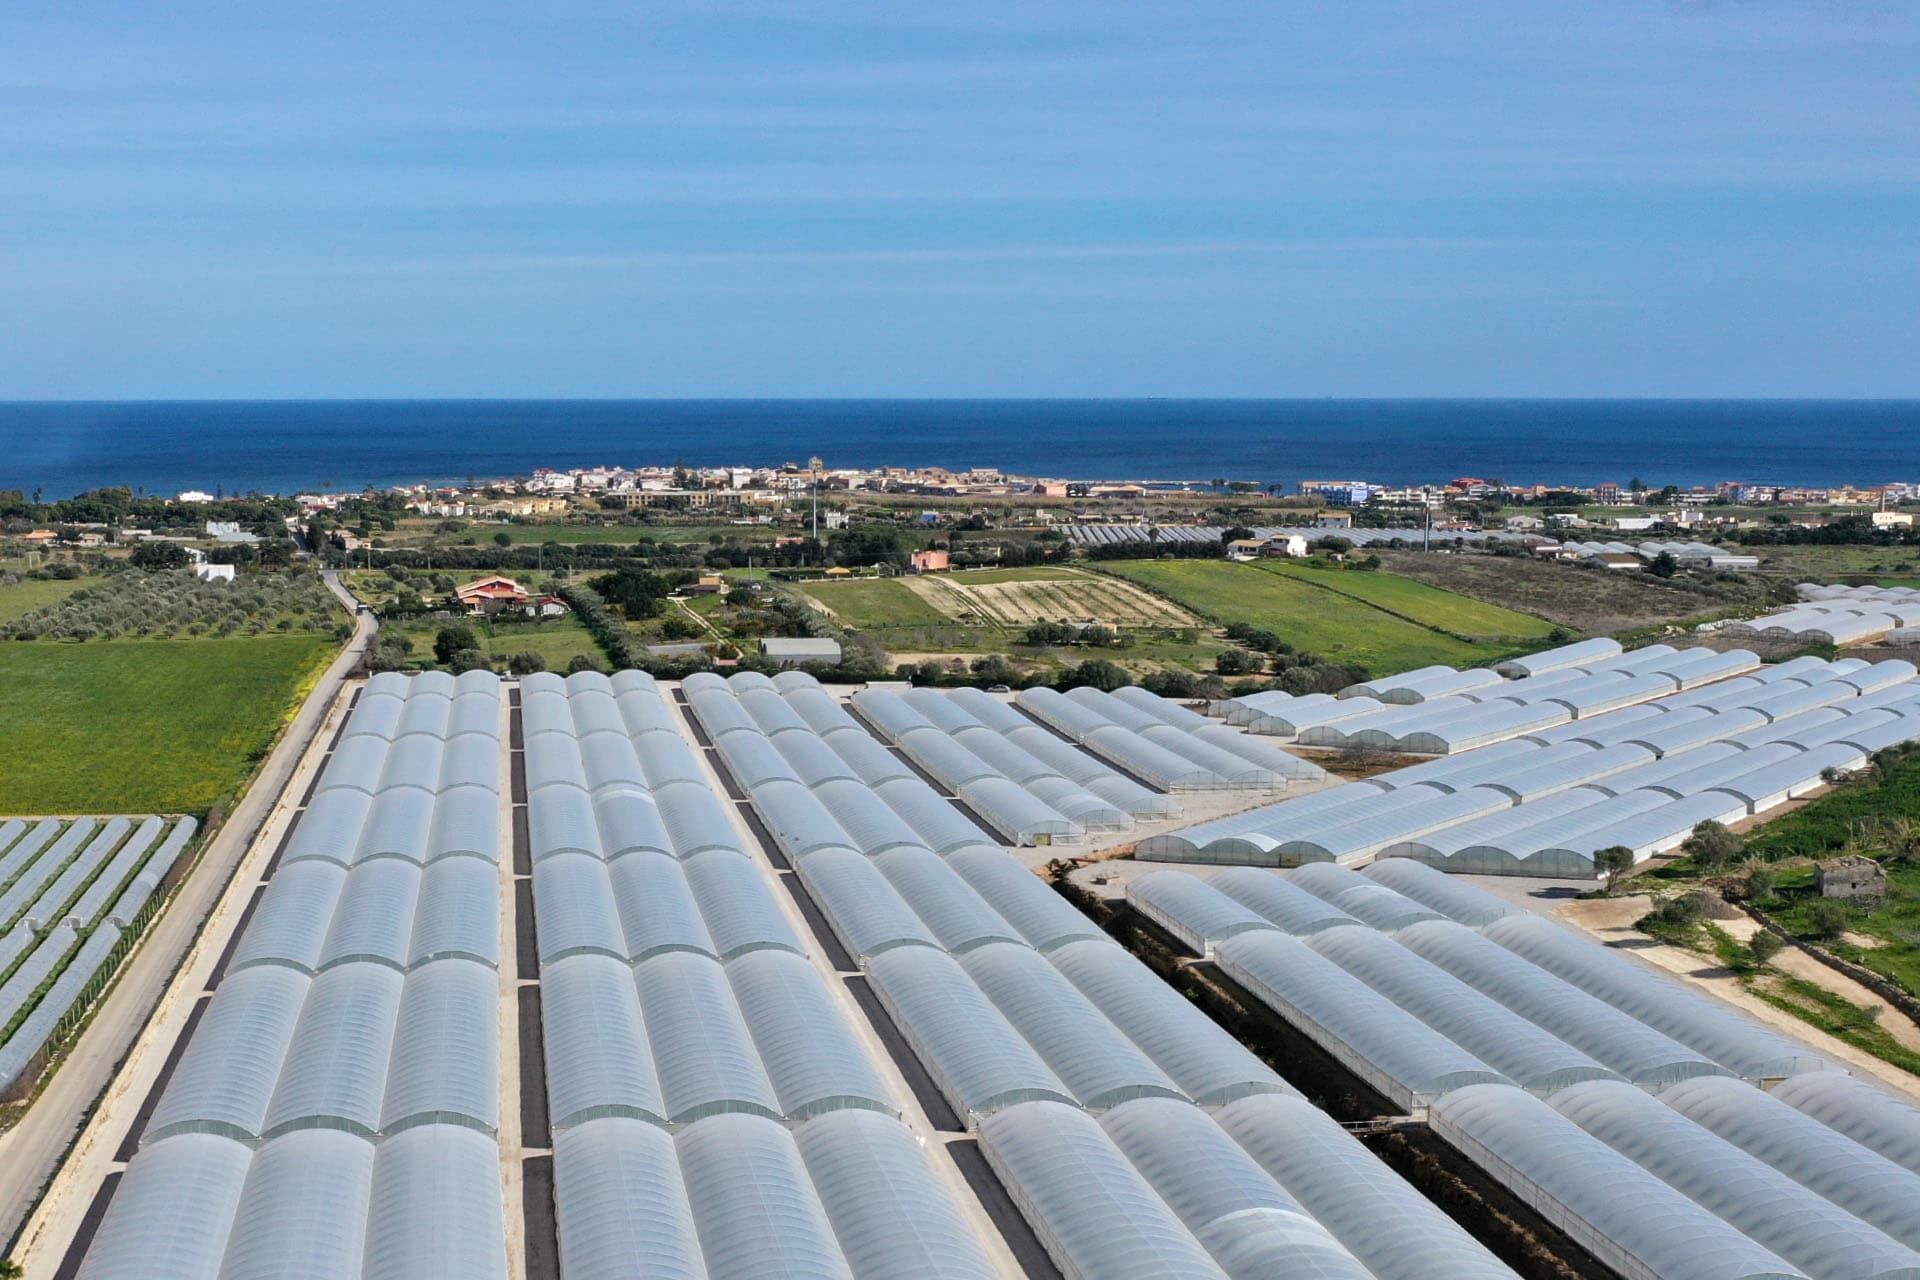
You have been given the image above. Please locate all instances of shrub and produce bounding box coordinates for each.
[506,652,547,675]
[1804,899,1852,940]
[1679,820,1744,870]
[448,648,491,674]
[1748,929,1784,966]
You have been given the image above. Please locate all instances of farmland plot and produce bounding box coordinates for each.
[903,569,1197,627]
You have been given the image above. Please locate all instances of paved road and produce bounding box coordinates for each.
[0,572,375,1249]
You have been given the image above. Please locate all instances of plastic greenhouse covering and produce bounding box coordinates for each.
[1215,1092,1519,1280]
[959,941,1185,1108]
[1305,926,1619,1093]
[1098,1096,1374,1280]
[83,676,511,1280]
[1772,1071,1920,1178]
[1048,938,1294,1106]
[1552,1079,1920,1276]
[980,1101,1234,1280]
[1412,919,1720,1072]
[1430,1084,1808,1280]
[1482,914,1826,1079]
[1659,1075,1920,1253]
[1496,637,1625,676]
[676,672,1531,1275]
[1216,930,1510,1110]
[521,674,1016,1276]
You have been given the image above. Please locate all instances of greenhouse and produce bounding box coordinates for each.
[1215,930,1511,1110]
[1483,914,1826,1080]
[1659,1075,1920,1254]
[1430,1085,1807,1280]
[79,674,507,1280]
[526,675,1007,1278]
[1551,1079,1920,1278]
[680,673,1511,1276]
[1495,636,1625,677]
[1771,1071,1920,1177]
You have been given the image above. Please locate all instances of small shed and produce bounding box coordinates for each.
[1815,855,1887,901]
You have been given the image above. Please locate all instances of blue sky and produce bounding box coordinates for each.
[3,1,1917,397]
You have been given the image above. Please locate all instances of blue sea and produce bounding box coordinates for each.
[3,399,1916,499]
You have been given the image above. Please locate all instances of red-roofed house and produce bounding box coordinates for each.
[455,575,529,616]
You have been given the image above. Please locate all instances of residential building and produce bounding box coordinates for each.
[455,575,529,615]
[909,549,951,573]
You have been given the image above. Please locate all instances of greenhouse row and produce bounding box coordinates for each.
[1553,538,1759,569]
[1127,860,1824,1113]
[1724,602,1915,647]
[80,673,507,1280]
[1014,685,1325,789]
[1061,522,1536,547]
[850,688,1126,843]
[522,670,1006,1280]
[1148,653,1920,873]
[1215,639,1761,738]
[1431,1075,1920,1280]
[0,815,197,1094]
[284,670,503,868]
[683,669,1516,1280]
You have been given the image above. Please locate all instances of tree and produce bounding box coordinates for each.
[566,653,609,675]
[969,655,1018,685]
[1215,648,1263,676]
[130,540,190,570]
[1747,929,1784,966]
[589,567,669,619]
[448,648,491,673]
[434,622,481,665]
[1743,866,1777,902]
[1647,550,1680,578]
[493,531,512,547]
[506,652,547,675]
[1679,820,1743,870]
[1059,658,1129,692]
[1594,845,1635,891]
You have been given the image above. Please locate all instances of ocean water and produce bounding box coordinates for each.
[2,399,1916,499]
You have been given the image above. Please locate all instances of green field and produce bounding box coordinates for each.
[387,615,606,670]
[796,578,951,628]
[1250,561,1557,640]
[1099,560,1538,674]
[0,574,99,622]
[0,635,335,813]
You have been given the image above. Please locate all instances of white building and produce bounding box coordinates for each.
[193,563,236,582]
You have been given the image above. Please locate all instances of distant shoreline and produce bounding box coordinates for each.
[4,398,1917,499]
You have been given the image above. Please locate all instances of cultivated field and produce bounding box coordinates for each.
[1098,559,1539,674]
[0,574,99,623]
[0,635,334,814]
[901,567,1198,628]
[1250,560,1555,641]
[1379,550,1769,635]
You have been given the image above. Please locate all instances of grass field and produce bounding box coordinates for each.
[1729,544,1920,581]
[795,578,953,628]
[1098,560,1529,673]
[0,636,335,813]
[1250,561,1556,641]
[386,615,606,670]
[0,574,99,622]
